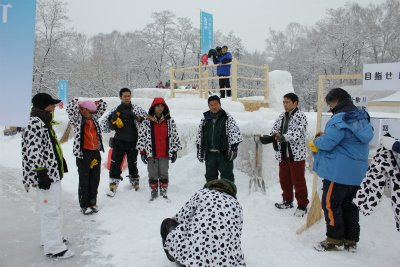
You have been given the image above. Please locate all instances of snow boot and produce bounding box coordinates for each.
[160,188,168,199]
[293,207,307,217]
[107,179,120,197]
[149,188,158,201]
[128,174,140,191]
[344,240,357,253]
[81,208,94,215]
[314,237,345,252]
[275,201,294,209]
[46,249,74,259]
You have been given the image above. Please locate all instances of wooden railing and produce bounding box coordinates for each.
[169,58,269,103]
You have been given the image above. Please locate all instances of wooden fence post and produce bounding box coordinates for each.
[231,58,238,101]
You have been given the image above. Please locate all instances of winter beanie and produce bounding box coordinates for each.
[79,100,97,112]
[204,179,237,198]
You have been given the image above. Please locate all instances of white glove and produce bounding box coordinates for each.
[380,136,396,150]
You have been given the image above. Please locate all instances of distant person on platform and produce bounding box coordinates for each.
[209,45,232,98]
[22,93,73,259]
[100,88,147,197]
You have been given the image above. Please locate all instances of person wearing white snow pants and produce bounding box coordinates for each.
[21,93,73,259]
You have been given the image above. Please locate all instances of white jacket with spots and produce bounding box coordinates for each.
[164,188,246,266]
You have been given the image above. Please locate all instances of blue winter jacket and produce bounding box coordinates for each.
[217,52,232,76]
[313,109,374,185]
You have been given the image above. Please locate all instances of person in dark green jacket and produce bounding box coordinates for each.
[196,95,243,183]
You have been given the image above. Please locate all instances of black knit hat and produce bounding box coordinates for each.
[32,93,61,110]
[204,179,237,198]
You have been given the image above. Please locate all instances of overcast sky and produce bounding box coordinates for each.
[65,0,385,52]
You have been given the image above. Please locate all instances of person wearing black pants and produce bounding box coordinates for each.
[76,150,101,212]
[100,88,147,196]
[209,45,232,98]
[67,98,107,215]
[219,77,231,98]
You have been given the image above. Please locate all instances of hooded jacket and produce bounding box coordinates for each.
[136,97,182,158]
[217,52,232,76]
[313,107,373,185]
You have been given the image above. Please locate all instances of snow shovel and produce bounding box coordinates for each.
[249,135,266,193]
[296,172,323,234]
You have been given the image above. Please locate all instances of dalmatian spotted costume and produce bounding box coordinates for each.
[164,188,246,266]
[354,146,400,231]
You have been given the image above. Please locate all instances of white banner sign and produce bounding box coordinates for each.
[363,62,400,91]
[352,95,368,111]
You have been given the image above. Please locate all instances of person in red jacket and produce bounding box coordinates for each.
[137,98,182,200]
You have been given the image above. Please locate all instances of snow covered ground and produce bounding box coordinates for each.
[1,84,399,266]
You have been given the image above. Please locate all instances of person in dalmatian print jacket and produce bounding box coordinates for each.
[160,179,246,266]
[22,93,74,259]
[66,98,107,215]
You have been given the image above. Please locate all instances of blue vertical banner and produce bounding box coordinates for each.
[58,80,68,108]
[200,10,213,54]
[0,0,36,127]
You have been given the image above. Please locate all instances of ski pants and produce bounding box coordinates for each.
[321,179,360,242]
[219,76,231,98]
[76,149,101,209]
[279,160,309,208]
[205,151,234,183]
[110,139,138,179]
[37,181,67,255]
[148,157,169,189]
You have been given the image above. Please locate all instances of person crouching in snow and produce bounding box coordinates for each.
[22,93,73,259]
[66,98,107,215]
[309,88,373,252]
[160,179,246,266]
[136,97,182,200]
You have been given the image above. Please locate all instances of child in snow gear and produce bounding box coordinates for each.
[310,88,373,251]
[67,98,107,214]
[22,93,73,258]
[100,88,147,196]
[136,97,182,201]
[161,179,245,266]
[270,93,309,217]
[196,95,243,183]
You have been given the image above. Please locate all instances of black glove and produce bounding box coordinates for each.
[228,144,238,161]
[170,152,177,163]
[141,154,148,165]
[35,169,51,190]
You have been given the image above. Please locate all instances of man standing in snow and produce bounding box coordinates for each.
[161,179,246,266]
[310,88,373,252]
[270,93,309,217]
[196,95,243,183]
[66,98,107,214]
[136,97,182,201]
[21,93,73,259]
[100,88,147,196]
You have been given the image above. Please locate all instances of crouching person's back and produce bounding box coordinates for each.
[161,179,246,266]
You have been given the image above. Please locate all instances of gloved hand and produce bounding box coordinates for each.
[381,136,396,150]
[308,140,318,153]
[170,152,177,163]
[35,169,51,190]
[111,111,124,128]
[141,154,148,165]
[198,157,204,163]
[228,144,238,161]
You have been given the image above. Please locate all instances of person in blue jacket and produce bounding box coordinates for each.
[309,88,373,252]
[215,45,232,98]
